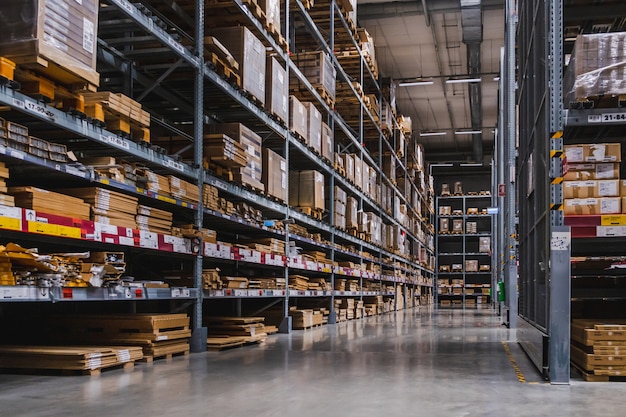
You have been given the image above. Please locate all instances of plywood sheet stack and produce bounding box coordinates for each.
[136,205,173,234]
[168,176,200,204]
[307,277,329,291]
[248,277,285,290]
[210,123,264,192]
[0,162,14,207]
[83,92,150,140]
[0,345,143,374]
[205,316,268,349]
[0,251,15,286]
[204,133,248,168]
[571,319,626,379]
[60,187,138,229]
[8,186,91,220]
[203,184,220,211]
[289,275,310,291]
[136,169,171,197]
[202,268,222,290]
[289,309,315,329]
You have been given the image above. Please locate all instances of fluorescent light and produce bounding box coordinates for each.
[446,78,482,84]
[431,163,454,167]
[454,130,483,135]
[419,131,446,137]
[460,163,484,167]
[398,80,434,87]
[493,76,501,81]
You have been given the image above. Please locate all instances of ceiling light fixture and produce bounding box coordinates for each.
[446,78,482,84]
[454,130,483,135]
[493,76,501,81]
[398,80,434,87]
[419,131,446,137]
[460,163,484,167]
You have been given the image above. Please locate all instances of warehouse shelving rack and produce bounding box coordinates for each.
[0,0,435,349]
[436,194,493,308]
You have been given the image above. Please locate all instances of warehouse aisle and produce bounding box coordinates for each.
[2,309,626,416]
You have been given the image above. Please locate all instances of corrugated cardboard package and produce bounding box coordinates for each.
[303,102,322,153]
[342,154,354,183]
[289,96,308,140]
[297,170,325,210]
[564,197,621,215]
[266,56,288,124]
[321,122,333,161]
[346,196,358,228]
[211,27,265,104]
[564,163,619,181]
[565,143,621,163]
[351,154,362,189]
[262,148,287,202]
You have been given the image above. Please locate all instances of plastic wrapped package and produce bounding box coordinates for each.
[564,32,626,104]
[0,0,99,86]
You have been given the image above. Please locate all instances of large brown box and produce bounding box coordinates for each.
[290,170,324,210]
[211,27,265,104]
[465,260,479,273]
[346,196,358,228]
[351,154,363,190]
[292,51,336,99]
[262,148,287,203]
[565,143,621,163]
[564,163,619,181]
[342,154,355,182]
[479,237,491,253]
[564,197,621,215]
[452,219,463,233]
[303,102,322,154]
[563,181,596,199]
[266,56,288,124]
[0,0,100,86]
[289,96,308,140]
[321,122,333,162]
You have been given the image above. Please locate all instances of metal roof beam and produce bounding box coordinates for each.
[357,0,504,20]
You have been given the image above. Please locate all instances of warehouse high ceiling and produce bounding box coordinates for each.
[358,0,505,163]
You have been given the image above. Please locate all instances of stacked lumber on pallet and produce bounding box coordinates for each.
[137,169,171,197]
[82,92,150,141]
[8,186,91,220]
[571,319,626,380]
[290,308,323,330]
[289,275,310,291]
[136,205,173,234]
[0,161,14,207]
[205,316,268,350]
[204,133,248,168]
[0,345,143,375]
[203,184,220,211]
[168,176,200,204]
[248,277,285,290]
[60,187,139,229]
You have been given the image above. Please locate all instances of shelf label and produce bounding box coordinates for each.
[597,226,626,237]
[0,206,22,219]
[57,225,82,239]
[119,236,135,246]
[139,231,159,249]
[204,242,218,257]
[171,288,191,298]
[157,195,177,204]
[588,113,626,124]
[28,221,59,236]
[115,0,135,15]
[13,98,55,120]
[9,149,25,160]
[107,135,130,150]
[164,159,185,172]
[95,222,118,236]
[65,166,87,178]
[0,216,21,231]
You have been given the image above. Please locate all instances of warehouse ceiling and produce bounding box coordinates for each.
[358,0,505,164]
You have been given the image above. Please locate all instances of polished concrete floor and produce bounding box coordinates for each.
[1,308,626,416]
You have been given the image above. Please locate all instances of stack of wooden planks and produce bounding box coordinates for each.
[61,187,138,229]
[205,316,268,350]
[8,186,91,220]
[289,275,309,291]
[571,319,626,381]
[0,345,143,375]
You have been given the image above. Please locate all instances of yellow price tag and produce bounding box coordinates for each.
[28,221,59,236]
[58,225,82,239]
[601,215,626,226]
[0,216,21,231]
[157,195,176,204]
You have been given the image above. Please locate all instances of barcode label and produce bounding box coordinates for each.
[165,159,185,172]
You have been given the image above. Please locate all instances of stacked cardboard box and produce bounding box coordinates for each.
[168,176,200,204]
[0,162,14,207]
[61,188,138,229]
[292,51,336,100]
[289,170,325,210]
[0,0,100,86]
[333,186,347,229]
[210,123,264,192]
[204,133,248,168]
[211,27,265,104]
[203,184,220,211]
[571,319,626,378]
[206,316,268,346]
[83,92,150,135]
[346,197,358,229]
[343,154,355,183]
[321,122,333,162]
[136,205,173,234]
[8,186,91,220]
[303,102,322,154]
[262,148,287,202]
[266,56,288,124]
[564,143,622,215]
[289,95,308,140]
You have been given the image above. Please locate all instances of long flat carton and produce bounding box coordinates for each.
[564,197,621,215]
[266,56,288,124]
[565,143,621,163]
[262,148,287,203]
[564,163,619,181]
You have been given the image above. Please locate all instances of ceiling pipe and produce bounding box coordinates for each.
[421,0,431,26]
[460,0,484,162]
[357,0,504,21]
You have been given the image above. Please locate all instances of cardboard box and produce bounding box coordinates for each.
[289,96,308,140]
[266,56,288,124]
[565,143,621,163]
[303,102,322,153]
[298,170,325,210]
[564,197,621,215]
[292,51,336,99]
[465,260,479,272]
[452,219,463,233]
[0,0,100,86]
[479,237,491,253]
[352,154,362,189]
[343,154,355,182]
[563,181,596,199]
[321,122,333,162]
[212,27,265,104]
[210,123,263,190]
[439,218,449,233]
[564,163,619,181]
[346,196,358,228]
[262,148,287,202]
[439,206,452,215]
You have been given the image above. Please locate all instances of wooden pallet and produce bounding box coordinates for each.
[297,206,323,220]
[207,52,241,88]
[569,95,626,110]
[140,349,190,363]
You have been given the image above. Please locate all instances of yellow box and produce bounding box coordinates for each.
[28,221,59,235]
